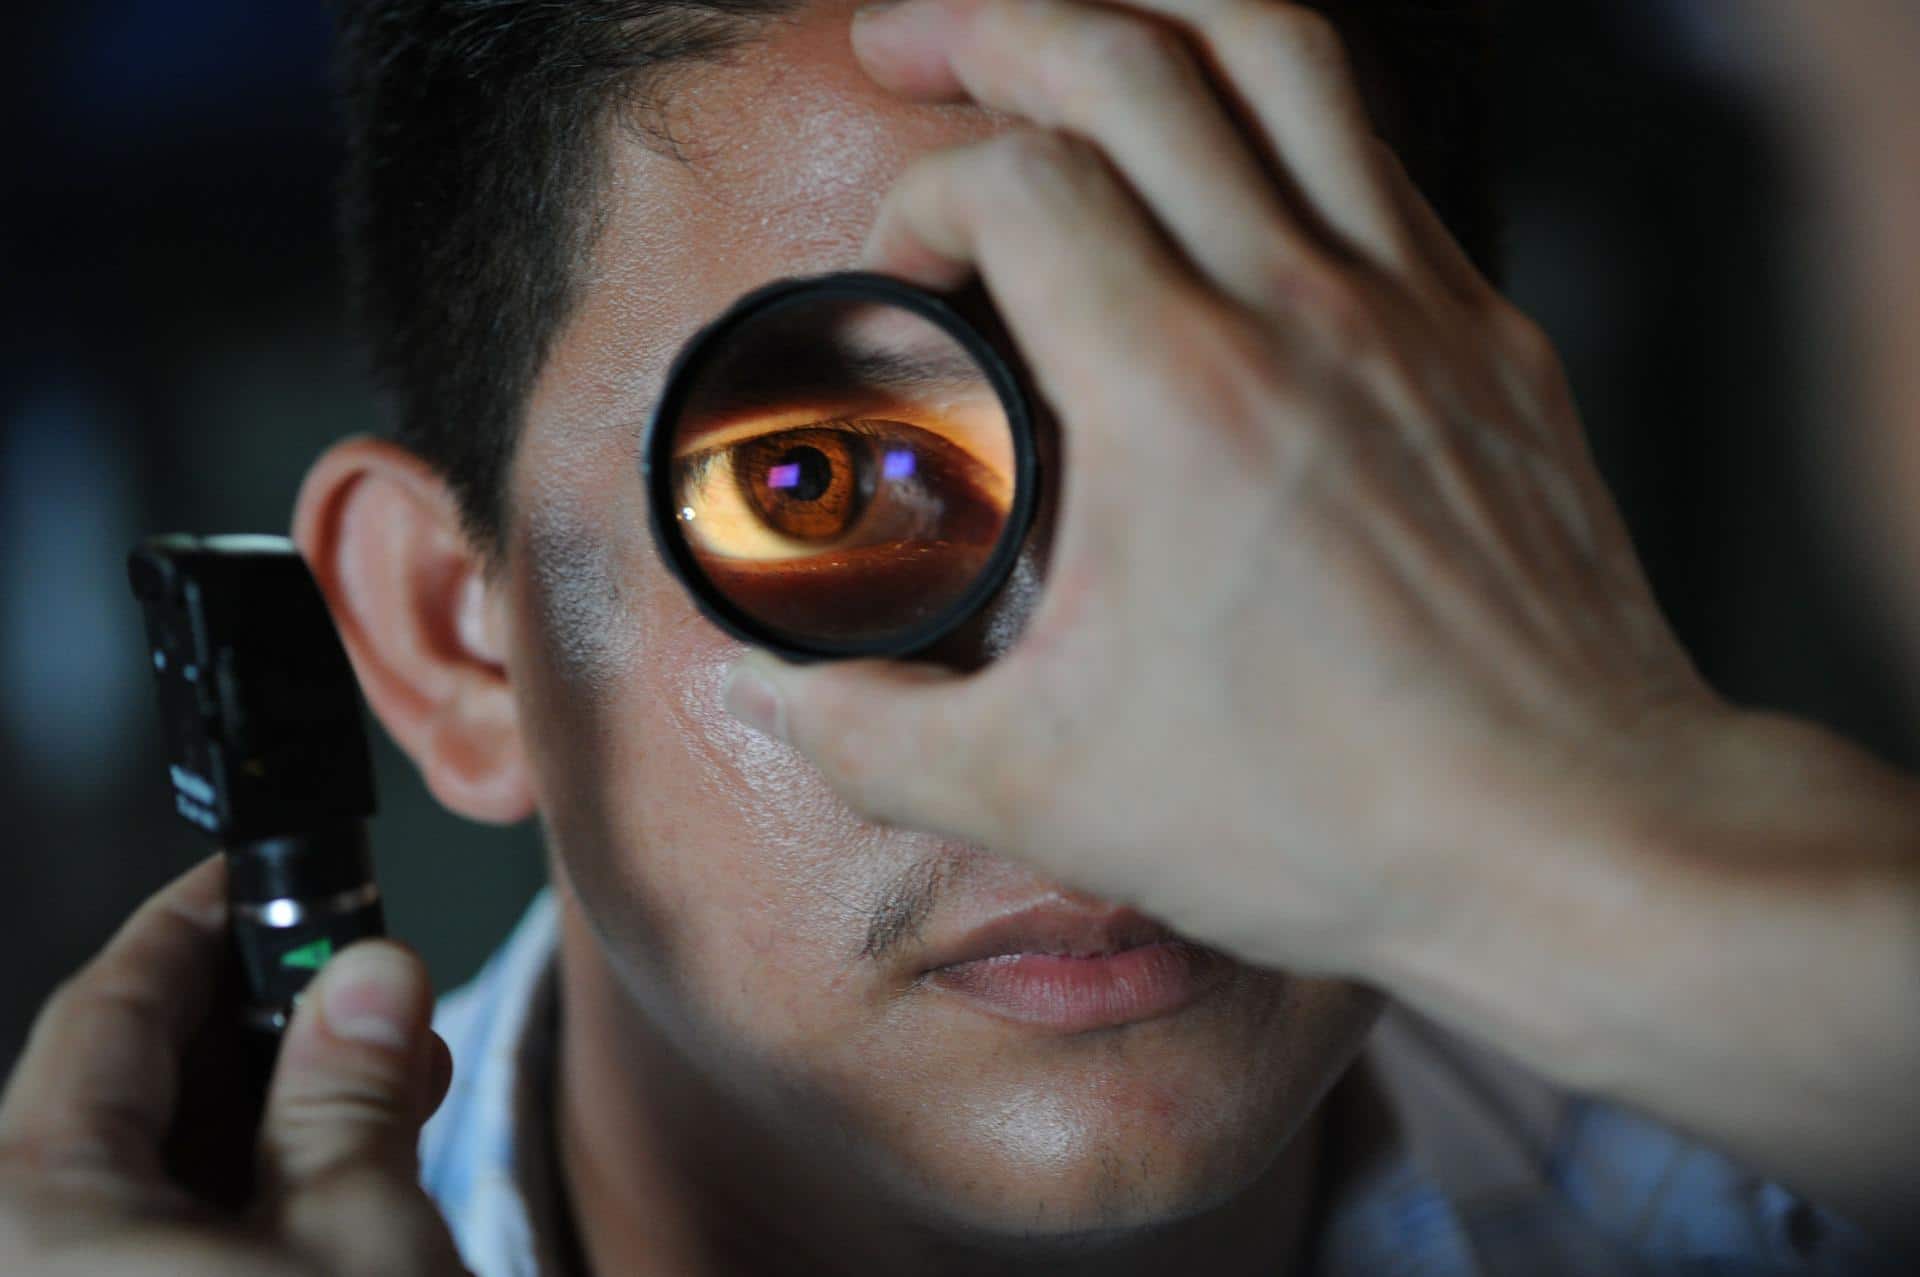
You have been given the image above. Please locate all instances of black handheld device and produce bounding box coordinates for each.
[127,534,384,1040]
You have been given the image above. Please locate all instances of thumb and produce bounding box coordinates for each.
[724,651,1004,843]
[257,940,466,1273]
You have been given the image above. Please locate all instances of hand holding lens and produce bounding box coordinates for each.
[644,273,1042,662]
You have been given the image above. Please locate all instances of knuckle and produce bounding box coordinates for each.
[37,972,86,1026]
[264,1135,406,1199]
[267,1067,420,1180]
[1203,347,1302,473]
[1181,303,1290,417]
[893,146,954,208]
[62,972,165,1036]
[1266,257,1377,355]
[984,129,1108,210]
[281,1068,417,1134]
[47,1102,151,1170]
[35,970,178,1079]
[1258,3,1349,68]
[1065,15,1190,109]
[1487,301,1565,384]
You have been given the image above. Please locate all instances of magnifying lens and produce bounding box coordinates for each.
[643,273,1041,662]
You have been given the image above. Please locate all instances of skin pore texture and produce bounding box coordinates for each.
[495,3,1384,1273]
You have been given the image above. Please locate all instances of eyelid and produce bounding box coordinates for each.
[674,410,876,458]
[675,416,882,469]
[674,411,1014,497]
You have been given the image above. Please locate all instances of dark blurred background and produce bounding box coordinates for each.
[4,1,1915,1070]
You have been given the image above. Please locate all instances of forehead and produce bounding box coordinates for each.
[526,1,1007,439]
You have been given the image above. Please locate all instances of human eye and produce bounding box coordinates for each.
[669,417,1014,639]
[671,418,1007,562]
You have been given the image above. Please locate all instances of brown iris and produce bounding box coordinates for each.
[735,428,875,542]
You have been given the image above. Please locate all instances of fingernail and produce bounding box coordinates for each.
[724,659,786,741]
[320,943,418,1051]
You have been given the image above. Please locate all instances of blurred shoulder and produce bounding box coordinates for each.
[1359,1006,1892,1275]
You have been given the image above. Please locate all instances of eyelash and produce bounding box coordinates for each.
[673,417,886,479]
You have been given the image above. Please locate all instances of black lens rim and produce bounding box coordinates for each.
[642,271,1040,664]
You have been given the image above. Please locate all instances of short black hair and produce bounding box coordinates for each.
[333,0,1495,559]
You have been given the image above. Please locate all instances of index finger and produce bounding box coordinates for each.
[853,0,1420,283]
[0,855,227,1180]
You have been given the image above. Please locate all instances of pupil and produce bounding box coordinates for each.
[772,446,831,502]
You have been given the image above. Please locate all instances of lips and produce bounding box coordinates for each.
[918,902,1234,1032]
[919,902,1179,969]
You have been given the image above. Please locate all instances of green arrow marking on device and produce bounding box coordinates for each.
[280,937,334,971]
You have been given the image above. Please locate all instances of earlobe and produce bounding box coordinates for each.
[292,437,536,825]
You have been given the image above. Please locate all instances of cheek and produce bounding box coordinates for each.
[509,478,933,1044]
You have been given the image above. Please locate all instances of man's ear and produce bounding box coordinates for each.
[292,436,535,825]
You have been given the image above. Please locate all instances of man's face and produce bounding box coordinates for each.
[500,0,1381,1236]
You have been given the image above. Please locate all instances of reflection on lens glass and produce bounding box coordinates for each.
[666,296,1016,646]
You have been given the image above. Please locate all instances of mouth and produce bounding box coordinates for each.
[917,902,1235,1032]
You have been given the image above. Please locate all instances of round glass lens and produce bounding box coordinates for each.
[657,289,1021,651]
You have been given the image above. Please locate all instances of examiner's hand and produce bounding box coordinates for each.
[0,856,469,1275]
[725,0,1718,971]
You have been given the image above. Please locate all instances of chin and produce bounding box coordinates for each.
[863,1051,1311,1243]
[892,1131,1300,1254]
[826,971,1381,1247]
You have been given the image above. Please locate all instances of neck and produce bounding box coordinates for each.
[549,898,1325,1277]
